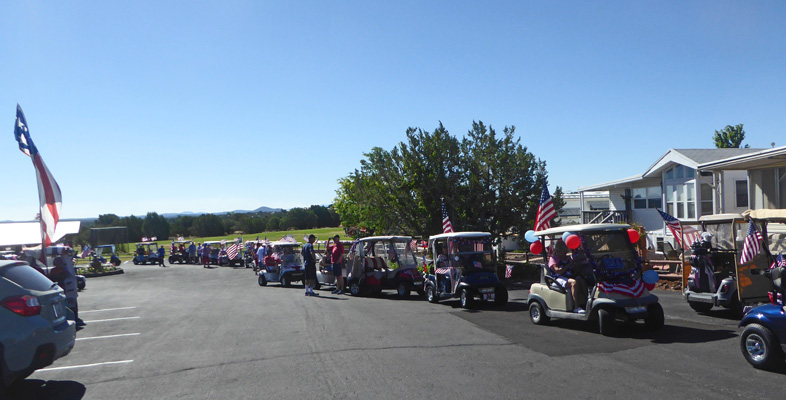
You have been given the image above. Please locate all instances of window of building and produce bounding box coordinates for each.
[700,183,713,215]
[633,186,662,209]
[736,180,748,208]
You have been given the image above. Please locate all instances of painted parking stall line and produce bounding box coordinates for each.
[82,316,141,323]
[37,360,134,372]
[76,333,141,341]
[80,306,137,314]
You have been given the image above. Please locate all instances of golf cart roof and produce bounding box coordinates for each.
[203,240,233,245]
[743,209,786,222]
[428,232,491,241]
[698,213,744,223]
[173,240,193,244]
[269,241,301,246]
[135,242,158,246]
[534,224,630,237]
[358,236,413,242]
[95,244,116,248]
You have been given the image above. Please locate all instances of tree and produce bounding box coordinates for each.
[96,214,120,226]
[713,124,749,148]
[122,215,144,242]
[143,212,170,240]
[192,214,224,237]
[334,121,546,241]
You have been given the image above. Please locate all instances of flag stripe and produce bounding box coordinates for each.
[534,182,556,231]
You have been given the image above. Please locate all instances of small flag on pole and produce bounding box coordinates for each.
[81,245,90,259]
[505,264,514,279]
[740,220,763,265]
[656,208,701,249]
[226,242,240,260]
[771,252,785,269]
[442,199,454,233]
[534,182,556,231]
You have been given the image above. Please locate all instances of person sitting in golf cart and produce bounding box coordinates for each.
[548,240,588,313]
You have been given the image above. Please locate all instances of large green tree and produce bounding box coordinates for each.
[143,212,170,240]
[713,124,749,148]
[334,121,547,243]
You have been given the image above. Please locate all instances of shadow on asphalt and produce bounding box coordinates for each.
[4,379,86,400]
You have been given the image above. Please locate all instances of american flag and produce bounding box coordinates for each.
[739,220,763,265]
[410,239,418,252]
[656,209,701,249]
[81,245,91,259]
[226,242,240,260]
[442,199,454,233]
[505,264,514,279]
[151,236,157,241]
[220,239,226,246]
[597,280,646,298]
[141,237,149,242]
[534,182,556,231]
[772,252,785,269]
[14,105,62,247]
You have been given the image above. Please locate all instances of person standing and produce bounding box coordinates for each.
[302,234,319,296]
[188,242,197,264]
[158,246,166,267]
[60,248,84,326]
[202,244,211,268]
[255,242,267,273]
[328,235,346,294]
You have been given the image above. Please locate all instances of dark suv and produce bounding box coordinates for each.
[1,260,76,391]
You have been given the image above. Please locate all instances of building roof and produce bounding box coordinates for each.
[579,148,764,192]
[698,145,786,171]
[0,221,81,247]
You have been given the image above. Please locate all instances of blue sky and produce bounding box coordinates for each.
[1,1,784,221]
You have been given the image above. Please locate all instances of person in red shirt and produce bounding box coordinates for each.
[327,235,345,294]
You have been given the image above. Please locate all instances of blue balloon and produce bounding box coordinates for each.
[642,269,659,285]
[561,231,574,242]
[524,230,537,243]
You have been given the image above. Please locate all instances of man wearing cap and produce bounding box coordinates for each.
[302,234,319,296]
[328,235,346,295]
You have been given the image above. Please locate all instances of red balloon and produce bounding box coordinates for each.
[529,241,543,254]
[628,229,640,244]
[565,234,581,250]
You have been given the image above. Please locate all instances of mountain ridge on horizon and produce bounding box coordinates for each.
[1,206,284,223]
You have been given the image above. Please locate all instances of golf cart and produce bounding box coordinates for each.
[94,244,122,267]
[680,214,751,315]
[343,236,424,298]
[314,239,353,290]
[168,240,194,264]
[257,241,305,287]
[424,232,507,308]
[133,242,160,265]
[527,224,664,336]
[738,209,786,370]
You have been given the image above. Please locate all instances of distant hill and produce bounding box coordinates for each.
[160,206,283,219]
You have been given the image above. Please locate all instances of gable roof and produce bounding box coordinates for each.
[698,145,786,171]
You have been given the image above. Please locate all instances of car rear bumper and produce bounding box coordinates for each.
[3,318,75,385]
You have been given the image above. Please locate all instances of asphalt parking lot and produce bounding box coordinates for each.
[7,261,786,399]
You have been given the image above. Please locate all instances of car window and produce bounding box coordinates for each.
[0,262,55,291]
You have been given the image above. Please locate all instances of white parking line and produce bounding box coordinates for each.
[80,306,137,314]
[76,333,141,341]
[37,360,134,372]
[82,316,141,323]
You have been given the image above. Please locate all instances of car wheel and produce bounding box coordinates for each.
[133,258,139,265]
[741,324,785,370]
[281,275,291,288]
[688,301,713,313]
[258,274,267,286]
[349,281,362,296]
[598,308,616,336]
[397,282,411,298]
[529,301,549,325]
[427,285,439,303]
[494,287,508,306]
[645,303,665,330]
[168,256,175,264]
[460,289,473,309]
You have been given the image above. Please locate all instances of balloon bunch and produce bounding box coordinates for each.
[524,230,543,254]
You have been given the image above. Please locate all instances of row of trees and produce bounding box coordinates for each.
[71,205,340,245]
[333,121,564,243]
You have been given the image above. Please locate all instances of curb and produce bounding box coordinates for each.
[82,268,125,278]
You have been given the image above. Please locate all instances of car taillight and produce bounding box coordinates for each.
[1,295,42,316]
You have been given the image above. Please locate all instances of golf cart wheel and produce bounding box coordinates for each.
[741,323,784,370]
[280,275,291,288]
[598,308,616,336]
[133,258,139,265]
[169,256,175,264]
[688,301,713,313]
[427,285,439,303]
[397,282,411,298]
[349,281,362,296]
[113,259,121,266]
[645,303,665,330]
[460,289,473,309]
[258,275,267,286]
[494,287,508,307]
[529,301,549,325]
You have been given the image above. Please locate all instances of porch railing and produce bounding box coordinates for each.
[581,210,631,224]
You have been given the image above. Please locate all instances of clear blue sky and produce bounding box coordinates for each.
[2,1,784,221]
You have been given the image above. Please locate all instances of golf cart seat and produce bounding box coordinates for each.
[363,257,386,271]
[771,266,785,293]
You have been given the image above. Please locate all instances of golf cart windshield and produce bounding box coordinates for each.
[768,222,786,255]
[578,231,638,273]
[431,235,494,269]
[703,222,742,251]
[275,245,303,267]
[372,239,417,270]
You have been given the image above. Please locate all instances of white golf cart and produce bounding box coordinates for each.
[344,236,424,298]
[257,241,305,288]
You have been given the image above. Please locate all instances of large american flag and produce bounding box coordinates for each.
[226,242,240,260]
[14,105,62,247]
[656,208,700,249]
[534,182,556,231]
[739,220,763,265]
[442,199,454,233]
